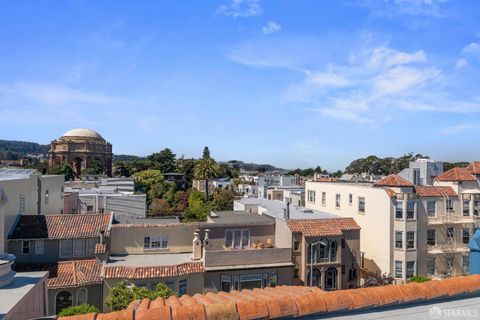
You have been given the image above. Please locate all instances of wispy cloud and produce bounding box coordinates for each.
[440,123,478,134]
[462,42,480,55]
[351,0,449,17]
[455,58,468,69]
[262,21,281,34]
[216,0,262,18]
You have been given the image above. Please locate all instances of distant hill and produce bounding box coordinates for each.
[225,160,285,173]
[112,154,144,162]
[0,139,50,160]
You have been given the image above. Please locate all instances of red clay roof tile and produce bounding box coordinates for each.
[9,213,111,239]
[103,262,203,280]
[47,259,102,289]
[287,218,360,237]
[374,174,414,187]
[467,161,480,175]
[415,186,457,197]
[435,167,477,182]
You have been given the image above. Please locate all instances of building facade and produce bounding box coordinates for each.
[49,128,113,177]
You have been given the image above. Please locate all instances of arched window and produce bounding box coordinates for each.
[308,239,329,263]
[330,241,338,261]
[307,268,321,287]
[56,291,73,314]
[325,267,338,291]
[77,288,87,305]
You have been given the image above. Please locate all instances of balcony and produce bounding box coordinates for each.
[426,242,469,254]
[426,214,480,225]
[204,247,292,269]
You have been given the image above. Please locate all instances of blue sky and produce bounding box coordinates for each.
[1,0,480,170]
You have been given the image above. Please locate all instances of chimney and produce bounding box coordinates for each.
[99,230,105,244]
[192,230,202,260]
[203,229,210,249]
[284,202,290,220]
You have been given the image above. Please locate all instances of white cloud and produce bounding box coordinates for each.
[462,42,480,55]
[373,66,440,95]
[262,21,281,34]
[440,123,478,134]
[216,0,262,18]
[305,71,351,88]
[367,47,426,68]
[455,58,468,69]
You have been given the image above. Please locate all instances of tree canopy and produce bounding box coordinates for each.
[148,148,176,173]
[345,153,429,176]
[47,164,75,181]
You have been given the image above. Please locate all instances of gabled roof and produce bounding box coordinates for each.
[287,218,360,237]
[48,259,103,288]
[434,167,477,182]
[415,186,457,197]
[374,174,414,187]
[467,161,480,175]
[9,213,112,239]
[103,262,204,279]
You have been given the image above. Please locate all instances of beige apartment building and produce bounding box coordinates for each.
[305,163,480,282]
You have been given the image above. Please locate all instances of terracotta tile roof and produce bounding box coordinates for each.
[434,167,477,182]
[111,223,199,229]
[415,186,458,197]
[47,259,102,289]
[287,218,360,237]
[103,262,204,279]
[374,174,414,187]
[467,161,480,175]
[58,275,480,320]
[384,187,396,198]
[9,213,112,239]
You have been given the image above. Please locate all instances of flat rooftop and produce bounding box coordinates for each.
[0,271,48,315]
[113,215,179,225]
[204,211,275,226]
[107,253,193,267]
[237,198,340,220]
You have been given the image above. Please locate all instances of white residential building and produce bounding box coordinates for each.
[304,162,480,282]
[258,175,299,199]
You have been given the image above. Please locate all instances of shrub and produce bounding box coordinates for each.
[408,276,431,283]
[58,304,99,316]
[105,281,175,311]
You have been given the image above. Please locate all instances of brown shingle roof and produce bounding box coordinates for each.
[287,218,360,237]
[374,174,414,187]
[415,186,457,197]
[434,167,477,182]
[103,262,204,279]
[467,161,480,175]
[58,275,480,320]
[47,259,102,289]
[9,213,112,239]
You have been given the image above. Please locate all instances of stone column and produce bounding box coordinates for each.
[0,187,15,288]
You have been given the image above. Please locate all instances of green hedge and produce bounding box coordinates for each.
[58,304,99,316]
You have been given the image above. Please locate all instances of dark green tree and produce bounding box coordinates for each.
[211,188,235,211]
[194,157,220,199]
[47,164,75,181]
[202,146,210,159]
[58,304,99,317]
[84,160,105,175]
[148,148,176,173]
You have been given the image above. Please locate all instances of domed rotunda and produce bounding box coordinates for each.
[48,128,112,177]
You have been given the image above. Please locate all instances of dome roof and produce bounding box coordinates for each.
[62,128,104,140]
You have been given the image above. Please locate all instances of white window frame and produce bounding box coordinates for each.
[395,260,403,278]
[144,236,168,249]
[225,229,250,249]
[19,194,25,213]
[395,231,403,249]
[321,192,326,206]
[426,200,436,217]
[21,240,30,255]
[348,194,353,205]
[335,194,341,208]
[406,231,415,249]
[358,197,365,213]
[35,240,44,255]
[307,190,316,203]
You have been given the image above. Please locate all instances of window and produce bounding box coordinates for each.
[427,257,436,275]
[35,240,44,255]
[413,169,421,185]
[307,190,316,203]
[165,281,175,292]
[395,201,403,219]
[86,205,94,212]
[463,228,470,244]
[447,256,454,270]
[87,238,98,256]
[45,190,49,204]
[462,256,469,274]
[446,199,455,211]
[335,194,341,208]
[447,227,454,240]
[179,279,187,296]
[225,229,250,249]
[358,197,365,213]
[348,194,353,205]
[406,261,415,278]
[60,239,72,258]
[144,236,168,249]
[55,291,72,314]
[321,192,326,206]
[308,239,329,263]
[330,241,338,261]
[73,239,85,257]
[406,201,415,219]
[463,199,470,216]
[427,229,436,246]
[77,288,87,305]
[395,261,403,278]
[239,274,263,290]
[19,194,25,213]
[220,276,232,292]
[324,267,338,291]
[395,231,403,249]
[293,239,300,252]
[426,200,436,217]
[406,231,415,249]
[22,240,30,255]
